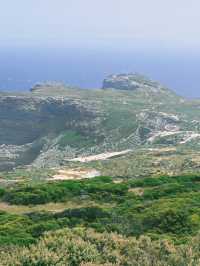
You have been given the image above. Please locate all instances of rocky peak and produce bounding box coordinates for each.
[102,73,166,92]
[31,82,65,92]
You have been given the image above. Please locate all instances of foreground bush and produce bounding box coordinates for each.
[1,227,200,266]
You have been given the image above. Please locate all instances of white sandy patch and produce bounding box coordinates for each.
[113,179,124,184]
[158,112,179,121]
[49,168,100,181]
[148,130,200,145]
[148,131,182,143]
[147,147,177,152]
[67,150,132,163]
[180,133,200,144]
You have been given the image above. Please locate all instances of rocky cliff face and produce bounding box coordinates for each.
[103,73,167,92]
[0,74,200,170]
[0,92,102,170]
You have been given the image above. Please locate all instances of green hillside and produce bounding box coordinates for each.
[2,74,200,265]
[1,74,200,172]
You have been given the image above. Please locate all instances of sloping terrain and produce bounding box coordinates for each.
[1,73,200,172]
[1,144,200,263]
[2,74,200,265]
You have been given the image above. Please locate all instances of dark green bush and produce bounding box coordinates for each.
[3,177,127,205]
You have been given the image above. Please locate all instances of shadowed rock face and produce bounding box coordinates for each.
[0,96,94,145]
[0,94,99,170]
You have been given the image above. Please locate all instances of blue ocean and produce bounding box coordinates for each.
[0,46,199,98]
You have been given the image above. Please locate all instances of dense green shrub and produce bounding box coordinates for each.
[3,177,127,205]
[0,187,5,198]
[128,174,200,188]
[2,173,200,247]
[0,206,110,246]
[0,211,35,246]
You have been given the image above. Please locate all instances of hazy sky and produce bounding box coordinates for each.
[1,0,199,51]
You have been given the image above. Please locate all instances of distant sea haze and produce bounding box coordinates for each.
[0,47,199,98]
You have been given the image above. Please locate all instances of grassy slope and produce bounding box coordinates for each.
[2,82,200,263]
[2,84,200,169]
[31,87,200,172]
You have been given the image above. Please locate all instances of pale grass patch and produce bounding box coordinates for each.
[0,201,115,214]
[128,187,144,196]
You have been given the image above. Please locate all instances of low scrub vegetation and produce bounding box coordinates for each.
[1,173,200,264]
[1,227,200,266]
